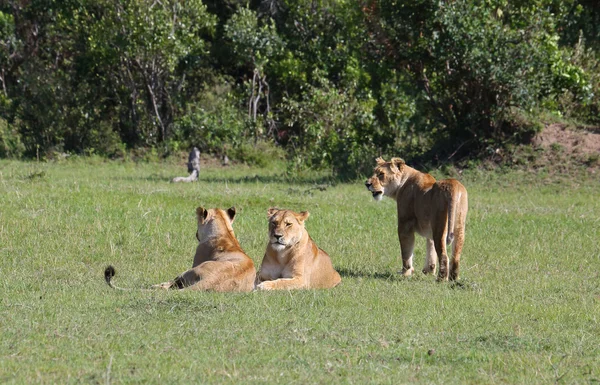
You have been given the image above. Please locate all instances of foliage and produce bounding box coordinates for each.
[0,0,599,172]
[367,0,594,157]
[277,71,378,178]
[0,0,216,155]
[230,139,286,168]
[0,116,23,158]
[224,7,283,70]
[172,81,248,153]
[554,34,600,125]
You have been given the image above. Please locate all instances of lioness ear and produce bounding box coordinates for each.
[390,157,405,172]
[295,211,310,224]
[196,206,208,223]
[227,206,236,222]
[267,207,279,217]
[391,157,405,167]
[375,156,386,166]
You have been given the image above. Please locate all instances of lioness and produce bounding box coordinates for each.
[365,157,468,281]
[255,208,341,290]
[105,206,256,292]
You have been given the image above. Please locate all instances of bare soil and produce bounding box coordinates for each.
[533,124,600,158]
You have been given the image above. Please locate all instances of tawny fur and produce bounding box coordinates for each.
[365,157,468,281]
[105,206,256,292]
[255,208,341,290]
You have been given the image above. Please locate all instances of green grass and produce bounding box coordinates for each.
[1,158,599,384]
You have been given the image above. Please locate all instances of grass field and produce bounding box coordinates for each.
[1,158,599,384]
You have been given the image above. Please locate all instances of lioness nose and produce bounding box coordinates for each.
[365,181,372,187]
[274,233,283,240]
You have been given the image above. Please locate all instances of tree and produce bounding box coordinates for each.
[364,0,591,156]
[81,0,217,145]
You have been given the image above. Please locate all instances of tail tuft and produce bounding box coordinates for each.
[446,232,454,245]
[104,265,116,286]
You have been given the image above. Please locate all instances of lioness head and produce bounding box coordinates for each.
[196,206,236,241]
[365,157,406,201]
[267,208,310,251]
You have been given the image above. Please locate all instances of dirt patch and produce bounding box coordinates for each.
[533,124,600,157]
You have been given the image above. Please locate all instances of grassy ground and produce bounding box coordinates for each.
[1,158,598,384]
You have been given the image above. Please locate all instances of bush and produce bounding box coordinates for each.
[555,35,600,125]
[0,117,24,158]
[230,140,285,168]
[277,73,377,177]
[372,0,592,156]
[172,81,249,153]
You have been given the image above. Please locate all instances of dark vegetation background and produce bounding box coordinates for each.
[1,0,599,178]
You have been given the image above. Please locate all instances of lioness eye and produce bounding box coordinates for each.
[285,222,292,227]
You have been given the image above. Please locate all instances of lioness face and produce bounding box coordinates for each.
[365,157,405,201]
[267,208,310,251]
[196,206,236,241]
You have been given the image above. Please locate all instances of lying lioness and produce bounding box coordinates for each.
[255,208,341,290]
[365,157,468,281]
[105,206,256,292]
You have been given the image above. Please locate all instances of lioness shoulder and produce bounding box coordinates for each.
[256,208,341,290]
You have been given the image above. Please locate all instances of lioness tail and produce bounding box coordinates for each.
[104,265,173,291]
[446,191,461,245]
[104,265,130,290]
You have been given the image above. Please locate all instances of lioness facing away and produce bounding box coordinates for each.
[255,208,341,290]
[105,206,256,292]
[365,157,468,281]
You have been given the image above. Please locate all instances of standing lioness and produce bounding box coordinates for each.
[255,208,341,290]
[365,157,468,281]
[105,206,256,292]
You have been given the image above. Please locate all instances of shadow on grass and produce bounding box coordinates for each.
[449,278,482,292]
[119,290,255,313]
[337,267,408,282]
[114,172,337,186]
[196,173,336,186]
[113,173,173,183]
[338,267,481,291]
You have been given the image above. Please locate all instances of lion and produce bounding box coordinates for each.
[255,208,341,290]
[365,157,468,281]
[105,206,256,292]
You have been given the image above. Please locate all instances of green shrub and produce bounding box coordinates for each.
[172,81,249,153]
[372,0,592,156]
[277,73,378,176]
[0,117,24,158]
[230,140,285,168]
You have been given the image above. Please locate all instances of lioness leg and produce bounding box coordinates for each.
[256,277,305,290]
[449,226,465,281]
[432,219,450,281]
[422,238,437,275]
[158,261,237,291]
[433,237,449,281]
[398,232,415,276]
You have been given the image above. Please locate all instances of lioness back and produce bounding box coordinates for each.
[160,206,256,292]
[310,245,342,289]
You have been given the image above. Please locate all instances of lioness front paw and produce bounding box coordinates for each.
[256,281,274,291]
